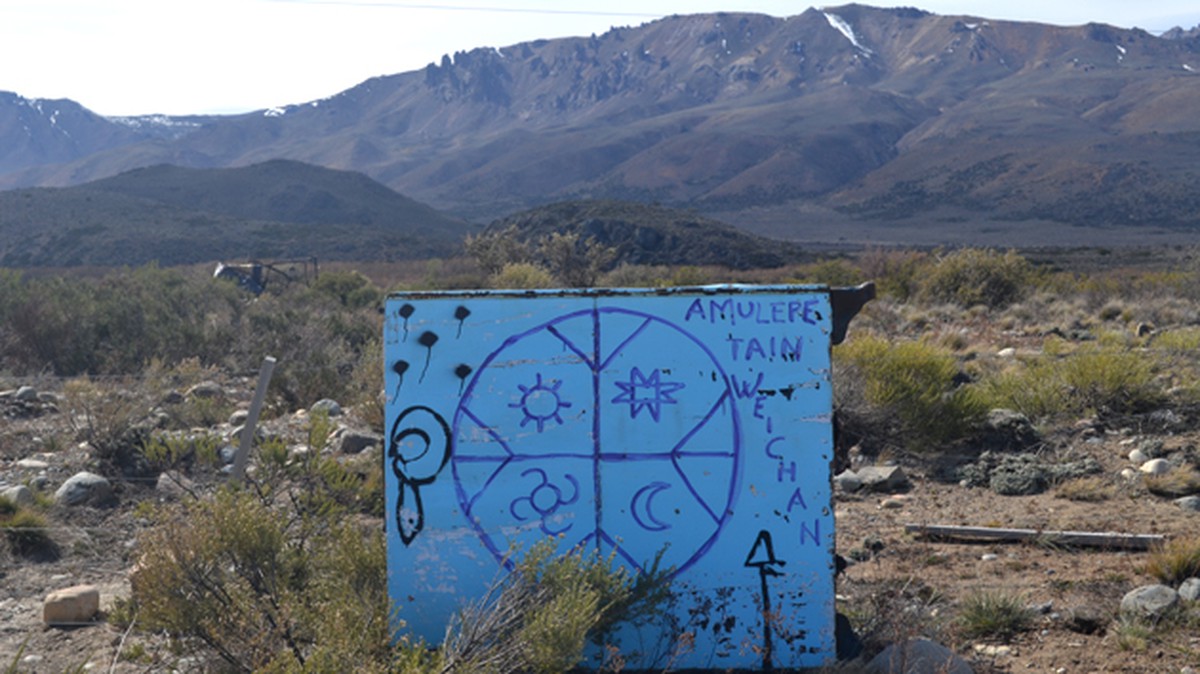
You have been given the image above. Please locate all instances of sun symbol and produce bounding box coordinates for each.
[509,373,572,432]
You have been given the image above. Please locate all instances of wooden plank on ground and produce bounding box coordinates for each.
[904,524,1165,551]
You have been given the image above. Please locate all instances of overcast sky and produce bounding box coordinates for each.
[3,1,1199,117]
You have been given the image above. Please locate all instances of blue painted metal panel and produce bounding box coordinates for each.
[384,286,836,670]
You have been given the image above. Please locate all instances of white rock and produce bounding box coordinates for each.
[1121,584,1179,619]
[1120,468,1137,481]
[867,638,973,674]
[1128,449,1148,466]
[15,385,38,401]
[997,347,1016,358]
[1,485,35,507]
[1179,578,1200,602]
[1140,459,1171,476]
[54,472,114,507]
[16,458,49,470]
[44,585,100,626]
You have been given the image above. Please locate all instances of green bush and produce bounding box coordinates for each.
[441,539,671,674]
[834,335,985,452]
[981,340,1162,421]
[132,488,391,672]
[310,270,383,309]
[920,248,1035,309]
[490,262,556,289]
[0,497,57,559]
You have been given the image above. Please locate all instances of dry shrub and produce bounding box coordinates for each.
[132,488,391,672]
[1144,466,1200,498]
[490,262,556,289]
[1145,537,1200,586]
[1054,476,1116,502]
[920,248,1035,309]
[441,539,671,674]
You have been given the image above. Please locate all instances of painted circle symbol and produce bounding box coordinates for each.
[452,307,740,577]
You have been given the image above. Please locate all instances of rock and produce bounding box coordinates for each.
[2,485,35,507]
[1139,438,1167,458]
[155,471,196,500]
[981,554,999,562]
[836,612,863,660]
[973,644,1012,657]
[310,398,343,417]
[976,408,1040,452]
[1179,578,1200,602]
[959,451,1102,496]
[339,430,382,455]
[43,585,100,626]
[15,385,38,401]
[54,472,115,507]
[1175,496,1200,512]
[219,444,239,465]
[996,347,1016,358]
[161,390,185,405]
[856,465,910,493]
[834,470,863,492]
[866,638,973,674]
[879,495,908,509]
[16,458,49,470]
[229,409,250,426]
[1121,584,1179,620]
[1140,458,1172,476]
[230,424,266,445]
[185,381,225,399]
[1136,322,1154,337]
[1128,449,1148,466]
[1066,605,1107,635]
[1120,468,1138,481]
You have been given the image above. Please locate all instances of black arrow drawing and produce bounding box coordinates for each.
[744,529,786,671]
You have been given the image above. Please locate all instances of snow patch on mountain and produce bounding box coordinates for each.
[823,12,873,55]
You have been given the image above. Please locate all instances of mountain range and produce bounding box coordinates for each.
[3,4,1200,249]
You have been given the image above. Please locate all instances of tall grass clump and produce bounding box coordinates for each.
[834,335,985,452]
[956,590,1033,642]
[920,248,1035,309]
[1145,537,1200,586]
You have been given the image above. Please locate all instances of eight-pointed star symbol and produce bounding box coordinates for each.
[611,366,686,422]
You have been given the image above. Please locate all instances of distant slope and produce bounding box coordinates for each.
[0,161,473,267]
[485,200,807,269]
[2,6,1200,244]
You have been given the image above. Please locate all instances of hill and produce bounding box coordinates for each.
[2,6,1200,245]
[485,200,808,269]
[0,161,473,267]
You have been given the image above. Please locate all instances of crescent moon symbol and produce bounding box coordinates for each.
[631,482,672,532]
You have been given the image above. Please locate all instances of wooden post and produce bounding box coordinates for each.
[904,524,1164,550]
[230,356,276,483]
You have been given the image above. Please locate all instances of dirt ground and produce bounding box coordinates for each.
[4,386,1200,673]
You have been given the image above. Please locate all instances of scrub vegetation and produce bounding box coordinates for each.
[8,243,1200,670]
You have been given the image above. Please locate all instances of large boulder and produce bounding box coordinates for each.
[976,408,1040,452]
[43,585,100,626]
[867,638,973,674]
[1121,584,1179,620]
[54,472,114,507]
